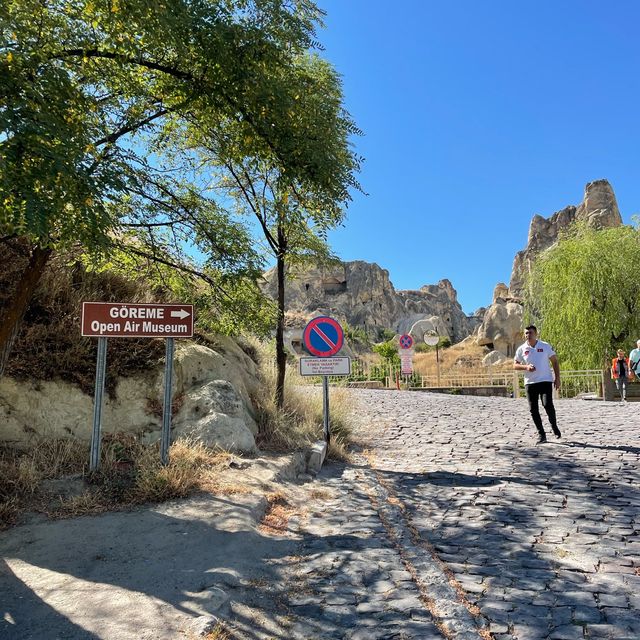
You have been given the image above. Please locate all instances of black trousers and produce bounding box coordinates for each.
[525,381,557,436]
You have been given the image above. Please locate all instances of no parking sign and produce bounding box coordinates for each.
[399,334,414,349]
[303,316,344,357]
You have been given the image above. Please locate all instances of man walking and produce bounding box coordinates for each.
[513,325,561,444]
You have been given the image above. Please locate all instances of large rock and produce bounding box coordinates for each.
[0,340,260,453]
[476,301,524,357]
[261,261,480,344]
[408,316,449,343]
[482,350,509,367]
[510,179,622,295]
[173,380,257,453]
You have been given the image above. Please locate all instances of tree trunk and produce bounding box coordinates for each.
[0,245,52,378]
[275,228,287,410]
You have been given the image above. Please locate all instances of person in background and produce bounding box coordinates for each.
[513,325,561,444]
[611,349,631,402]
[630,340,640,380]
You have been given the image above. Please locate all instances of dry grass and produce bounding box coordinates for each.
[186,622,233,640]
[253,361,354,461]
[413,338,511,379]
[259,491,297,536]
[0,434,236,529]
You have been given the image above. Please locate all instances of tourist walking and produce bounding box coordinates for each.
[513,325,561,444]
[611,349,631,402]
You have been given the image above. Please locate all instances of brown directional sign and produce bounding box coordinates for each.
[81,302,194,338]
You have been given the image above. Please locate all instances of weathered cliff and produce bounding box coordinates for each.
[261,261,480,343]
[509,179,622,296]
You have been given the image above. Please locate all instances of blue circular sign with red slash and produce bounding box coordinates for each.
[303,316,344,358]
[399,334,414,349]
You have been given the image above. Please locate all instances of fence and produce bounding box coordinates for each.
[416,369,603,399]
[293,357,604,400]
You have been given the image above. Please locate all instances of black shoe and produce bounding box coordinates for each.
[536,435,547,445]
[552,428,561,439]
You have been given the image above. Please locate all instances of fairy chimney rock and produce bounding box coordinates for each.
[510,179,622,295]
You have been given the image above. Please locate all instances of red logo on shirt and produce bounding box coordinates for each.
[524,350,530,356]
[537,348,543,352]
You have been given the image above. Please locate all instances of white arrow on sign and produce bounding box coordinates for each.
[170,309,191,319]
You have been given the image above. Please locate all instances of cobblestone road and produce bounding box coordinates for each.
[277,390,640,640]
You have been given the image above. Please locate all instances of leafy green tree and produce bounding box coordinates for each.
[0,0,342,375]
[184,53,362,408]
[373,340,400,365]
[524,223,640,369]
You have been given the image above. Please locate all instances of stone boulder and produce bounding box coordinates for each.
[476,301,524,358]
[492,283,510,304]
[482,350,509,367]
[408,316,450,342]
[173,380,257,453]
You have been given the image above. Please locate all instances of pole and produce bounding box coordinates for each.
[436,344,441,387]
[323,375,330,444]
[161,337,175,466]
[90,337,108,472]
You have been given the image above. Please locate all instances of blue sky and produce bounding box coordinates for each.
[317,0,640,313]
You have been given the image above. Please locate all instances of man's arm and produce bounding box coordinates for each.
[514,357,534,372]
[550,354,560,390]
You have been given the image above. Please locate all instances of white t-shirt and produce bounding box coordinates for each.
[514,339,556,385]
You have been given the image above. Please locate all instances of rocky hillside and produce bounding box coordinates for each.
[260,261,481,344]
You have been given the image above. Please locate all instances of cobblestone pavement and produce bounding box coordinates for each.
[269,391,640,640]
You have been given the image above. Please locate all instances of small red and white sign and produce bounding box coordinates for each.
[82,302,194,338]
[399,334,414,349]
[300,356,351,377]
[400,350,414,375]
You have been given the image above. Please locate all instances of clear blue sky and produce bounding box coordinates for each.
[317,0,640,313]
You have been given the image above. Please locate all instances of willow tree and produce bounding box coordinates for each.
[184,53,362,408]
[524,223,640,369]
[0,0,332,375]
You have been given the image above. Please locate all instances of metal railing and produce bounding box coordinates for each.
[291,358,604,400]
[416,369,603,399]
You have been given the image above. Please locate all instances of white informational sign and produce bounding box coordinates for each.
[400,349,414,375]
[300,356,351,377]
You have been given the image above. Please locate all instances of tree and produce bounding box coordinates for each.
[524,223,640,369]
[0,0,338,375]
[183,54,362,409]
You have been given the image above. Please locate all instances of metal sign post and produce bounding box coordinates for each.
[160,337,175,465]
[302,316,346,445]
[323,375,330,444]
[83,302,193,471]
[90,337,108,472]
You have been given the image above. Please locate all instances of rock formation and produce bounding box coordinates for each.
[475,179,623,363]
[261,261,481,346]
[476,295,524,357]
[509,179,622,295]
[261,179,624,360]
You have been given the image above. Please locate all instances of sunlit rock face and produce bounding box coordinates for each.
[509,179,622,296]
[261,261,480,344]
